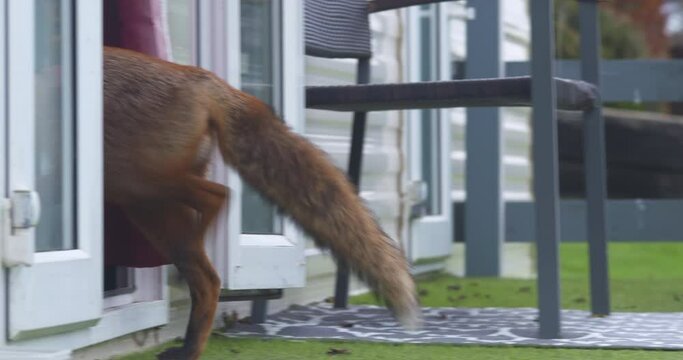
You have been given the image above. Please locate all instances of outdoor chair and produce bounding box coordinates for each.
[304,0,607,338]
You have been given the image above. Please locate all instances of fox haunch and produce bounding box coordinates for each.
[104,47,421,359]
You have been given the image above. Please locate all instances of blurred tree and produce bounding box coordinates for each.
[607,0,668,57]
[555,0,649,59]
[554,1,670,111]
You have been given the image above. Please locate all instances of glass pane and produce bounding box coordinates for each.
[34,0,75,252]
[419,8,441,216]
[421,112,442,215]
[240,0,283,234]
[167,0,195,65]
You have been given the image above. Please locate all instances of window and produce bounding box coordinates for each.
[406,3,452,264]
[125,0,304,292]
[34,0,76,252]
[240,0,284,234]
[418,4,442,216]
[167,0,196,65]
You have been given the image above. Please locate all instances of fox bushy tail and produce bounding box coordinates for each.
[212,89,421,328]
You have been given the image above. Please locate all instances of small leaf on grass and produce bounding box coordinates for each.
[418,289,429,297]
[327,348,351,355]
[517,286,531,293]
[484,294,491,299]
[230,349,241,354]
[447,284,461,291]
[674,294,681,302]
[573,297,587,304]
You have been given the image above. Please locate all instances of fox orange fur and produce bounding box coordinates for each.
[103,47,421,359]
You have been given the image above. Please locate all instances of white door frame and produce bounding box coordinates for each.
[202,0,306,290]
[1,1,168,351]
[4,0,103,341]
[0,0,8,346]
[404,4,453,266]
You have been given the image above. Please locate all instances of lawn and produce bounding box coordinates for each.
[118,337,683,360]
[352,242,683,312]
[118,242,683,359]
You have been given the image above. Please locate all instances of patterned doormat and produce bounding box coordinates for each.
[219,303,683,350]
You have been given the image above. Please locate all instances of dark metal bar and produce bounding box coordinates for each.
[464,0,503,277]
[368,0,457,14]
[531,0,562,339]
[334,57,371,309]
[579,0,610,317]
[250,299,268,324]
[306,76,597,112]
[219,288,283,302]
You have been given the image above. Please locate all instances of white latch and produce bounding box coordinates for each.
[1,190,40,267]
[11,190,41,230]
[465,7,477,21]
[406,181,429,219]
[406,180,428,205]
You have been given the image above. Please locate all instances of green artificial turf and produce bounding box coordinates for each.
[351,242,683,312]
[117,243,683,359]
[117,336,683,360]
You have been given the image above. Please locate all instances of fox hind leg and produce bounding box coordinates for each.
[123,177,228,360]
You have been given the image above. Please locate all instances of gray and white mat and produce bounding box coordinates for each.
[220,303,683,349]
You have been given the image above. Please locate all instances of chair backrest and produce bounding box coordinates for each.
[304,0,372,59]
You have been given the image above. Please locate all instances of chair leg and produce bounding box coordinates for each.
[334,58,371,309]
[334,110,368,309]
[531,0,562,339]
[579,0,610,316]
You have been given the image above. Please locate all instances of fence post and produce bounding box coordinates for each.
[465,0,504,277]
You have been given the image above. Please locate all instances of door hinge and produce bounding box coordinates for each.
[1,190,41,267]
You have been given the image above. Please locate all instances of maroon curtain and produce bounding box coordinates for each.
[103,0,170,267]
[103,0,169,58]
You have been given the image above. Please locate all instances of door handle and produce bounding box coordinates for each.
[11,190,41,230]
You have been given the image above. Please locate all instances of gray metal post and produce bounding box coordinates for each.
[250,298,268,324]
[531,0,562,338]
[465,0,504,277]
[579,0,610,316]
[334,58,371,309]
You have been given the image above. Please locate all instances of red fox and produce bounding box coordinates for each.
[104,47,421,359]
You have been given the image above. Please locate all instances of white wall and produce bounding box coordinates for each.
[294,0,533,306]
[449,0,532,202]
